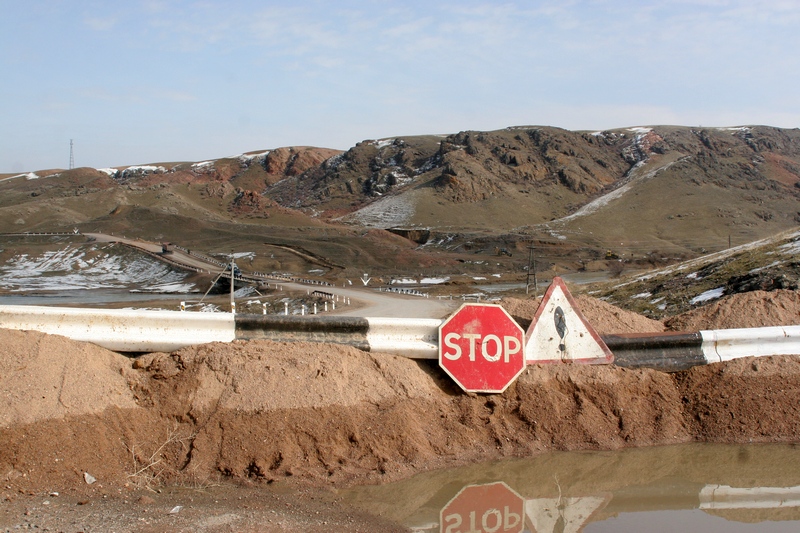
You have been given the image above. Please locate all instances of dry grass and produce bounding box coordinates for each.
[125,424,196,491]
[584,228,800,318]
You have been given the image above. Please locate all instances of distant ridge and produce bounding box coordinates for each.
[1,125,799,282]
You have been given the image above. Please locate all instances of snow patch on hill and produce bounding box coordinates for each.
[336,192,417,229]
[0,245,193,292]
[544,155,690,227]
[125,165,167,173]
[373,138,396,149]
[718,126,751,134]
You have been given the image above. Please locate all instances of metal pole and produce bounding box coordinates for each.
[526,244,538,297]
[230,253,235,314]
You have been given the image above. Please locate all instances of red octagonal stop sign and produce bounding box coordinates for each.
[440,481,525,533]
[439,303,525,393]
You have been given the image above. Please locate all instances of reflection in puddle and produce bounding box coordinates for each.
[440,482,524,533]
[527,494,608,533]
[341,443,800,532]
[700,484,800,510]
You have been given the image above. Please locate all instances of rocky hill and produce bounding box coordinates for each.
[268,126,799,230]
[267,127,632,216]
[1,125,799,280]
[262,126,800,269]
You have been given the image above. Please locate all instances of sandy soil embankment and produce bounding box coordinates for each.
[2,290,800,531]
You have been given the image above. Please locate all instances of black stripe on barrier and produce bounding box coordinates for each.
[235,314,371,351]
[602,332,706,372]
[235,314,710,371]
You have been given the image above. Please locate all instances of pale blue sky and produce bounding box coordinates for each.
[2,0,799,172]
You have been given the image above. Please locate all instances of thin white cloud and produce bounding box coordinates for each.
[83,15,117,31]
[382,17,435,38]
[247,7,346,55]
[157,90,197,103]
[75,87,196,105]
[3,0,800,171]
[310,55,346,70]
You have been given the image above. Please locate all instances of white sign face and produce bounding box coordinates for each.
[524,277,613,365]
[525,495,610,533]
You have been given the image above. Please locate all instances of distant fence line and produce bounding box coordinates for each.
[311,290,335,300]
[170,244,226,268]
[379,286,428,298]
[0,232,79,237]
[293,278,333,287]
[117,242,207,274]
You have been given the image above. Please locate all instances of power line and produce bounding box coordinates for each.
[69,139,74,170]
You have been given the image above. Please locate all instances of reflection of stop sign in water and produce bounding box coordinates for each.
[440,481,525,533]
[439,303,526,393]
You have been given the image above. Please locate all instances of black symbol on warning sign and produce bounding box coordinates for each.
[554,305,568,356]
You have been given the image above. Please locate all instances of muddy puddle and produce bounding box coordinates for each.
[341,443,800,532]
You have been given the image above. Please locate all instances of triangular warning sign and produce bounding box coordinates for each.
[525,277,614,365]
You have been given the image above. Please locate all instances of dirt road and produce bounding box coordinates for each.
[85,232,227,273]
[282,281,459,318]
[87,232,457,319]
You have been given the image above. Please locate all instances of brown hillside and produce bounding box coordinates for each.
[263,126,800,263]
[665,289,800,331]
[2,126,800,282]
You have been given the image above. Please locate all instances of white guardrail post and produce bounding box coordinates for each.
[0,305,236,352]
[701,325,800,363]
[1,305,800,366]
[365,317,441,359]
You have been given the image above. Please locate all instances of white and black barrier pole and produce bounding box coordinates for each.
[1,305,798,374]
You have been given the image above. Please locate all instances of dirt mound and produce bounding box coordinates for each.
[134,339,441,412]
[0,330,161,495]
[5,316,800,530]
[576,295,666,334]
[677,354,800,442]
[0,329,139,427]
[0,335,692,493]
[501,294,665,334]
[5,328,799,496]
[134,341,688,488]
[665,289,800,331]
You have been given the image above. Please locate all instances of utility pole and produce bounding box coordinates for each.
[526,243,538,297]
[230,252,236,314]
[69,139,74,170]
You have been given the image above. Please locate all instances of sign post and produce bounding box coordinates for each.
[439,303,526,393]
